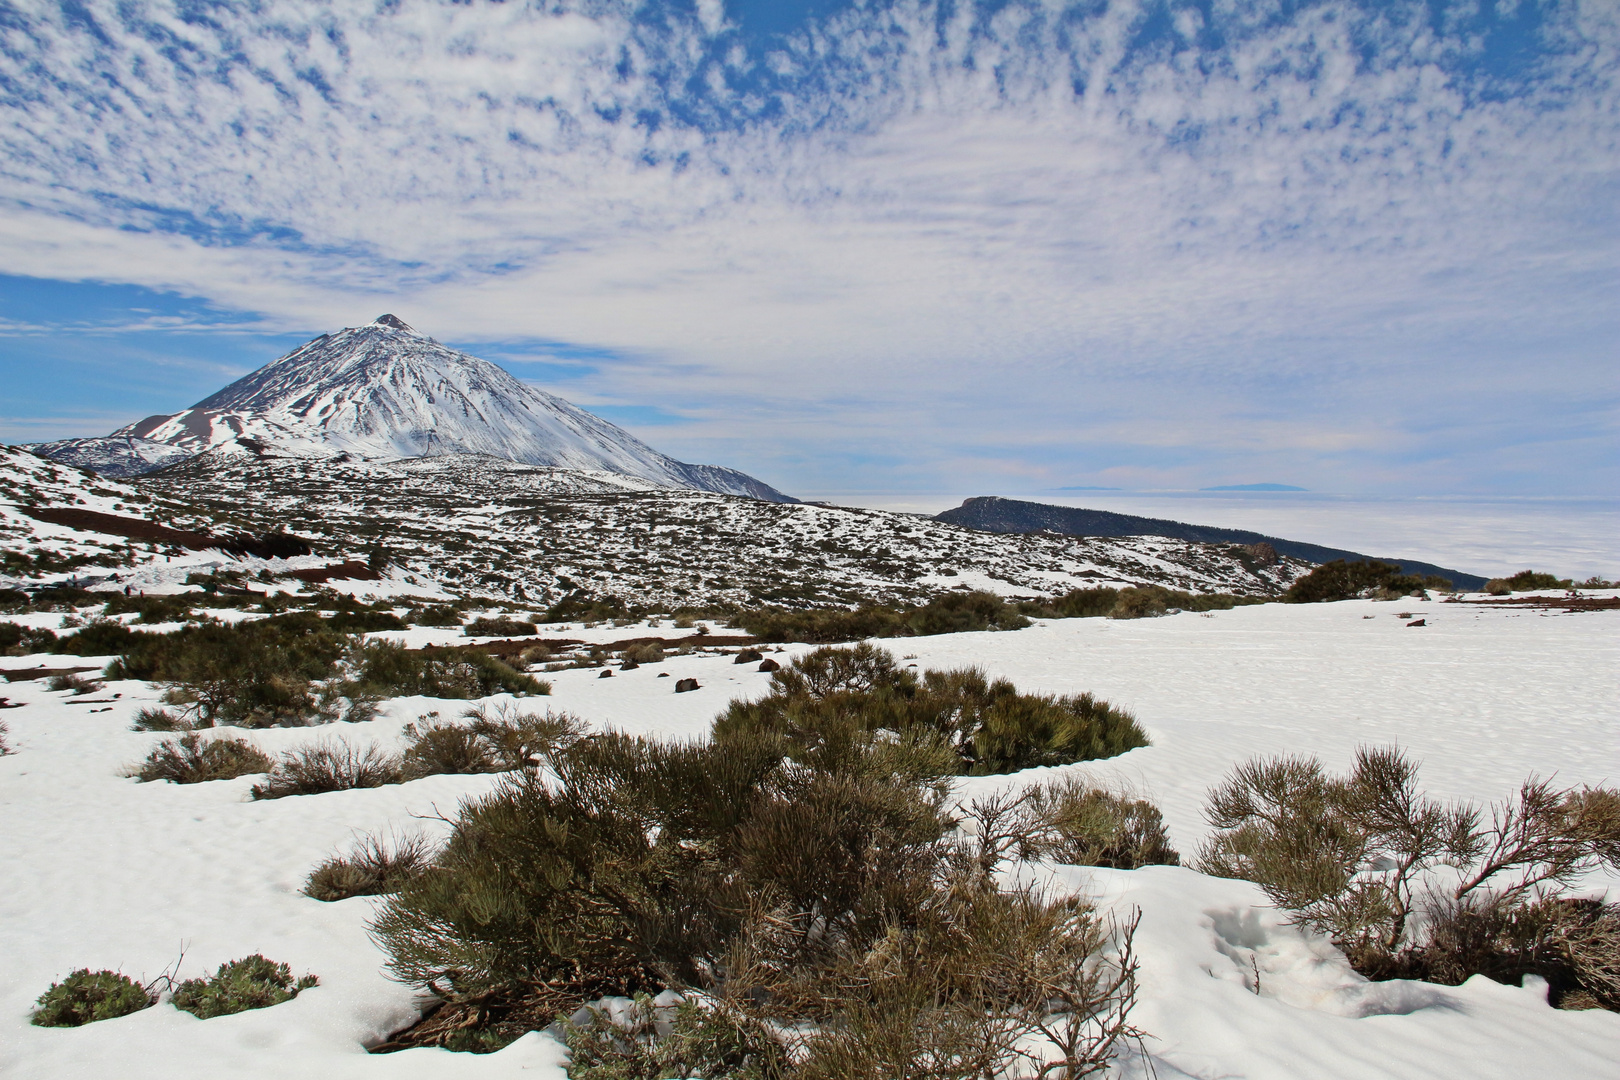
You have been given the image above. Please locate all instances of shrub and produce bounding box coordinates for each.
[0,621,59,656]
[251,740,403,800]
[1196,747,1620,1006]
[107,613,349,727]
[352,641,547,699]
[406,604,464,627]
[399,705,583,779]
[131,733,273,784]
[306,832,433,901]
[47,672,102,695]
[1284,560,1450,603]
[713,644,1146,777]
[1484,570,1572,595]
[57,620,138,656]
[0,720,11,756]
[734,591,1031,644]
[171,955,317,1019]
[370,729,1144,1066]
[1016,779,1180,869]
[131,706,186,732]
[465,617,538,637]
[622,641,666,665]
[31,969,155,1027]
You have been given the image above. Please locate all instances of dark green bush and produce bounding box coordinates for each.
[406,604,464,627]
[107,613,349,727]
[370,728,1142,1064]
[171,955,317,1018]
[131,706,186,732]
[131,733,273,784]
[352,641,547,699]
[0,587,28,610]
[306,833,433,901]
[733,591,1029,645]
[1284,560,1450,603]
[465,616,538,637]
[401,704,585,780]
[1028,587,1119,618]
[1484,570,1572,594]
[99,593,199,624]
[0,621,59,656]
[542,593,634,624]
[251,740,403,799]
[562,995,787,1080]
[31,969,154,1027]
[58,620,139,656]
[712,644,1146,777]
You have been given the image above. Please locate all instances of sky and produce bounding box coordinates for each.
[1,0,1617,509]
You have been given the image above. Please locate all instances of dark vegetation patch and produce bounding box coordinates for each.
[1483,570,1575,594]
[354,641,547,700]
[1283,560,1452,603]
[130,733,273,784]
[405,604,464,627]
[251,739,403,799]
[370,723,1146,1068]
[1455,594,1620,613]
[1197,747,1620,1010]
[1026,586,1265,620]
[288,561,382,584]
[171,955,317,1018]
[306,833,434,902]
[713,644,1147,776]
[734,590,1032,643]
[400,704,585,780]
[465,616,538,637]
[0,622,60,656]
[31,970,155,1027]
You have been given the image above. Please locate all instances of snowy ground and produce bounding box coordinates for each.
[2,595,1617,1078]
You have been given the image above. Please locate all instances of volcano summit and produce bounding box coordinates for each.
[30,315,792,501]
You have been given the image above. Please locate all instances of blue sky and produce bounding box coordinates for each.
[1,0,1616,500]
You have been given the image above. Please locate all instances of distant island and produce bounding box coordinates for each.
[1200,483,1308,492]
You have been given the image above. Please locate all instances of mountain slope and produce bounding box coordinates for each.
[937,496,1486,590]
[29,316,793,502]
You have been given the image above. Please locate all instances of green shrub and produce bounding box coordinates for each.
[1284,560,1450,603]
[251,740,403,800]
[543,593,634,624]
[131,733,273,784]
[0,720,12,756]
[398,705,584,780]
[58,620,139,656]
[370,729,1144,1064]
[622,641,666,665]
[31,969,155,1027]
[465,616,538,637]
[306,832,433,901]
[107,613,350,727]
[99,593,199,624]
[1017,779,1180,869]
[131,706,186,732]
[562,995,788,1080]
[712,644,1146,777]
[1196,747,1620,1006]
[1030,587,1119,619]
[47,672,102,695]
[352,641,547,699]
[406,604,463,627]
[1484,570,1572,594]
[171,955,317,1019]
[0,621,59,656]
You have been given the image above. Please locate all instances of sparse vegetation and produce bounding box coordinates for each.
[130,732,273,784]
[0,720,11,756]
[31,969,155,1027]
[171,955,318,1018]
[1196,747,1620,1008]
[47,672,102,695]
[131,705,186,732]
[251,739,403,800]
[353,641,548,700]
[712,643,1147,776]
[306,832,434,901]
[1015,778,1181,869]
[398,704,584,779]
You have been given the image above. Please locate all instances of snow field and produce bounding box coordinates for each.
[2,597,1617,1077]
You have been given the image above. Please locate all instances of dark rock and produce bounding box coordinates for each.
[674,678,700,693]
[598,668,614,678]
[620,659,640,671]
[733,649,763,664]
[758,658,780,673]
[1406,619,1426,627]
[658,672,671,678]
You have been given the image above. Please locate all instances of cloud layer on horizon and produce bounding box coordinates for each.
[1,0,1616,496]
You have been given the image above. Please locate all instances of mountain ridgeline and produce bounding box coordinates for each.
[28,316,793,503]
[936,496,1486,590]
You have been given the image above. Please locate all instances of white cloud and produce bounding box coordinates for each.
[1,0,1616,496]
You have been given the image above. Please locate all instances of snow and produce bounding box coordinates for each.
[3,596,1617,1077]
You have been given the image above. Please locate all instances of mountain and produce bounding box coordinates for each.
[936,496,1486,590]
[27,315,793,502]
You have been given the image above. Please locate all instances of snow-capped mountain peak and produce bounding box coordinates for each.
[28,317,791,501]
